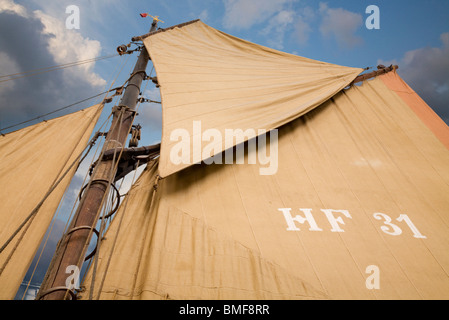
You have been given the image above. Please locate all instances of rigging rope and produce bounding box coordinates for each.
[30,54,155,299]
[92,159,142,300]
[0,120,103,270]
[15,52,129,300]
[0,51,138,135]
[36,112,118,301]
[0,89,119,134]
[19,127,110,299]
[36,54,133,300]
[0,54,119,84]
[61,53,132,237]
[86,70,152,300]
[31,115,113,300]
[72,107,127,300]
[49,88,131,299]
[10,52,132,299]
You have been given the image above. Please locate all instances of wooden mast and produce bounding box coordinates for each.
[37,18,159,300]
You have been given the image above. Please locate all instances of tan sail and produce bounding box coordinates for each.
[0,104,103,299]
[379,71,449,150]
[142,20,363,177]
[82,74,449,300]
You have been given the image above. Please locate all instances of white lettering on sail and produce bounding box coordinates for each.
[278,209,427,238]
[373,212,402,236]
[278,208,322,231]
[321,209,352,233]
[397,214,427,239]
[374,213,427,238]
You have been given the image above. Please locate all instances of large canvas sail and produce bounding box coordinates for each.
[141,20,363,177]
[0,104,103,299]
[81,74,449,300]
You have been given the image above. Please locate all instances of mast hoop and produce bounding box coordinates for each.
[66,226,100,261]
[78,180,121,220]
[37,286,77,300]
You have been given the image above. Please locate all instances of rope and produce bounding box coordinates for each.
[0,129,102,254]
[82,108,129,300]
[56,96,130,299]
[64,125,109,242]
[18,105,114,298]
[55,52,131,244]
[87,180,117,299]
[55,110,123,300]
[38,54,152,299]
[93,159,141,300]
[20,116,113,300]
[86,74,151,300]
[0,89,120,134]
[58,51,131,237]
[61,52,132,237]
[0,54,119,84]
[17,52,132,299]
[0,123,103,276]
[1,50,134,135]
[81,173,129,298]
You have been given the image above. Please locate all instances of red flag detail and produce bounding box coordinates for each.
[140,13,148,18]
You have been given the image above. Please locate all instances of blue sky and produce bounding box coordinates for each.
[1,0,448,298]
[1,0,448,143]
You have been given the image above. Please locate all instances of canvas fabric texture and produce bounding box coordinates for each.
[82,77,449,300]
[0,104,103,299]
[142,20,363,177]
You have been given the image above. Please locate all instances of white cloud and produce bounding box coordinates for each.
[261,10,295,49]
[24,0,129,46]
[0,0,108,130]
[33,10,106,87]
[0,0,107,88]
[293,7,314,46]
[223,0,295,29]
[378,32,449,124]
[318,3,363,49]
[26,0,122,23]
[0,0,27,17]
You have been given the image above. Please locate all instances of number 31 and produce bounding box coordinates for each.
[373,213,426,239]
